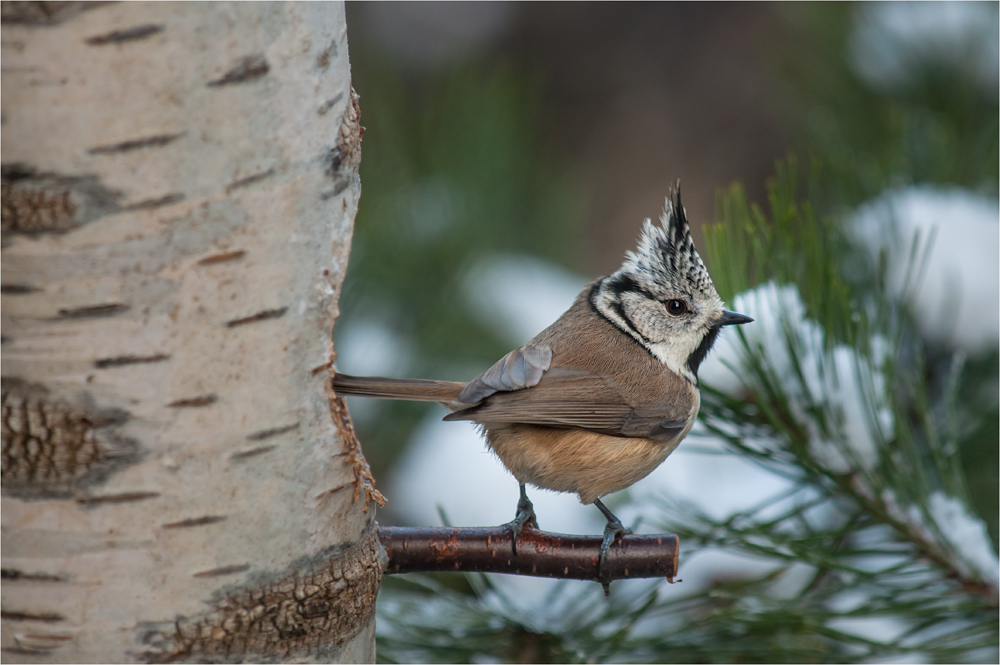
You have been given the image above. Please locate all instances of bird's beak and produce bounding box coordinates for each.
[719,310,753,326]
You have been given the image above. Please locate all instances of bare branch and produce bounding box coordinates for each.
[379,525,679,583]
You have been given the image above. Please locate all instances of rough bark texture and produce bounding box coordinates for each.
[1,3,380,662]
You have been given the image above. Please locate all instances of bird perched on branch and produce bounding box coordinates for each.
[334,188,752,588]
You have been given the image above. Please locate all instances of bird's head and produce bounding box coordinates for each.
[592,187,753,384]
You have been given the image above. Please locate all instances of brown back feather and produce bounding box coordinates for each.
[445,285,697,439]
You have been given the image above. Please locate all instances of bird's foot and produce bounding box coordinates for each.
[598,519,631,595]
[505,484,537,556]
[594,499,631,596]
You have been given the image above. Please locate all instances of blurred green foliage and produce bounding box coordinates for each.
[776,3,999,204]
[756,3,1000,543]
[707,159,861,346]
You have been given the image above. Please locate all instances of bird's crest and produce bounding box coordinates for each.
[621,187,716,297]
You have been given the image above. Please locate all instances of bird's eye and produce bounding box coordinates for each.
[667,299,687,315]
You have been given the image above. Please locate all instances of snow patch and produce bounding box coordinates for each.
[849,1,999,92]
[850,186,999,355]
[926,492,999,587]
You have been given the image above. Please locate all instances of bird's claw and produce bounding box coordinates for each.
[506,486,537,556]
[598,519,631,596]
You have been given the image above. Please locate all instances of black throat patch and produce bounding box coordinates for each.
[687,324,722,379]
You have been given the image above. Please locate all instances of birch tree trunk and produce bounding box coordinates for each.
[1,2,383,662]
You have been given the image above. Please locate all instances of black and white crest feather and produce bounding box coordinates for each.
[621,188,715,299]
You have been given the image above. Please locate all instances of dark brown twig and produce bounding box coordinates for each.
[379,525,679,583]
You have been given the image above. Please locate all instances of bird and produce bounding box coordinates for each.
[333,188,753,588]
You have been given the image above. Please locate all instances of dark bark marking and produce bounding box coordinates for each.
[315,482,350,500]
[167,395,217,408]
[320,179,350,201]
[2,378,139,499]
[1,163,36,182]
[193,564,249,578]
[1,569,66,583]
[76,491,160,505]
[1,164,123,234]
[198,250,245,266]
[122,193,184,212]
[56,303,129,319]
[323,148,344,178]
[85,23,164,45]
[87,132,185,155]
[162,515,227,529]
[0,1,108,26]
[316,39,338,70]
[230,445,276,460]
[1,284,41,294]
[141,530,384,662]
[225,169,274,194]
[1,336,12,345]
[0,610,65,623]
[225,307,287,328]
[317,92,343,116]
[94,354,170,369]
[207,54,269,87]
[246,422,298,441]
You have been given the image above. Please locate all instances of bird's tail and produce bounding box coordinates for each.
[332,373,467,408]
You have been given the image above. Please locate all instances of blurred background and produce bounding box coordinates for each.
[335,2,998,661]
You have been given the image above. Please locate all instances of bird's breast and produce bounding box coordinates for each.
[483,422,691,505]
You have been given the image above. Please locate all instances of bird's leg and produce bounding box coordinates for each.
[594,498,632,595]
[506,483,537,556]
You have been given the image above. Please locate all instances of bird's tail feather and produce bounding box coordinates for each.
[332,373,466,406]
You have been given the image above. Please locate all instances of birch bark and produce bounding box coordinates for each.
[1,2,381,661]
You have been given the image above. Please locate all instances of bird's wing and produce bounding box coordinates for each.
[445,366,690,441]
[456,341,553,404]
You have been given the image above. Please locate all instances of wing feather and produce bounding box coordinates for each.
[445,369,688,441]
[457,342,552,404]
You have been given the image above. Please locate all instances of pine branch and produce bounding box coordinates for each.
[379,525,679,584]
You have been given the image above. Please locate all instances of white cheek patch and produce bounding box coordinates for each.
[593,288,651,349]
[596,288,699,384]
[620,292,665,341]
